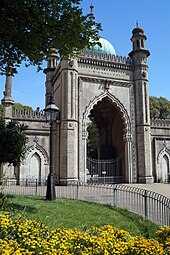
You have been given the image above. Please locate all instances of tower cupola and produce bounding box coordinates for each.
[129,23,150,58]
[47,48,59,69]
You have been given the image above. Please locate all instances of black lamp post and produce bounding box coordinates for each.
[44,95,59,200]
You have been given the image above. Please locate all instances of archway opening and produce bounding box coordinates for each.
[86,97,127,183]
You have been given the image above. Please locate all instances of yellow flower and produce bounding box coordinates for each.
[0,212,168,255]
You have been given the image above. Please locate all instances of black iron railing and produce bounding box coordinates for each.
[1,179,170,226]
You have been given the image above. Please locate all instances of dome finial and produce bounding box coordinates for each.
[136,20,139,28]
[90,3,94,20]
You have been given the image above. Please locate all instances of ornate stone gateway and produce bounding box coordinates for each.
[42,24,154,184]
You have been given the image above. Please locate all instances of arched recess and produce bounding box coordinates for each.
[82,91,132,183]
[20,141,49,181]
[29,152,41,182]
[157,148,170,183]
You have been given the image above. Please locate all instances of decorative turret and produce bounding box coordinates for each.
[47,48,59,69]
[44,49,59,106]
[129,22,150,59]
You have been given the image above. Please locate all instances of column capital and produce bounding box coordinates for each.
[123,133,132,142]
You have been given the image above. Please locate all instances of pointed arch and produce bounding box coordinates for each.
[82,91,131,137]
[157,147,170,182]
[20,141,49,180]
[157,146,170,164]
[27,142,49,164]
[29,152,41,180]
[81,91,133,183]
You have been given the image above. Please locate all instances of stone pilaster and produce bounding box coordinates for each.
[58,58,79,181]
[123,134,133,183]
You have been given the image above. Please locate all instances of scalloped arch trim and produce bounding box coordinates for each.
[27,142,49,165]
[157,146,170,164]
[82,91,131,135]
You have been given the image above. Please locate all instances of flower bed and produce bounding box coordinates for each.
[0,212,169,254]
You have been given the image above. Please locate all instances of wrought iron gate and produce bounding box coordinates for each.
[86,157,124,184]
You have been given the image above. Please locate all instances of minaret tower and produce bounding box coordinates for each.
[1,65,15,120]
[129,24,153,183]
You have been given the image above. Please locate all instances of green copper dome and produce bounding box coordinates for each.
[90,37,116,55]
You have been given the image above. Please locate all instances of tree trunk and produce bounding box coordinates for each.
[0,163,3,185]
[14,165,20,185]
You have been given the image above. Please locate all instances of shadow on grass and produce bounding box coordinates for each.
[0,193,15,199]
[2,195,43,214]
[3,194,55,214]
[3,202,37,213]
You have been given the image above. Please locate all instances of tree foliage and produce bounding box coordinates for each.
[87,122,98,159]
[0,120,28,167]
[12,103,33,111]
[0,0,101,75]
[149,96,170,119]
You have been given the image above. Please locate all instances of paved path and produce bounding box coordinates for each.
[5,182,170,199]
[125,183,170,199]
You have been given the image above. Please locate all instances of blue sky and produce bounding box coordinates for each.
[0,0,170,109]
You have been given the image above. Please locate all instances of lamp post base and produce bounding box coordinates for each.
[46,174,56,200]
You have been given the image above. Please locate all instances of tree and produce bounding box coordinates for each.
[0,120,28,167]
[149,96,170,119]
[0,0,101,75]
[12,103,33,111]
[87,122,98,159]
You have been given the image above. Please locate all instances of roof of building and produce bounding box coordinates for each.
[89,37,116,55]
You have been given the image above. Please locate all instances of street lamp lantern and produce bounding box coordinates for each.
[44,96,59,123]
[44,95,59,200]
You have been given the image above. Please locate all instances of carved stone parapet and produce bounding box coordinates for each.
[81,49,132,65]
[79,57,132,71]
[78,62,133,80]
[12,109,46,120]
[151,118,170,128]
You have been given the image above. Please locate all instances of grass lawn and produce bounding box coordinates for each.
[3,195,158,238]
